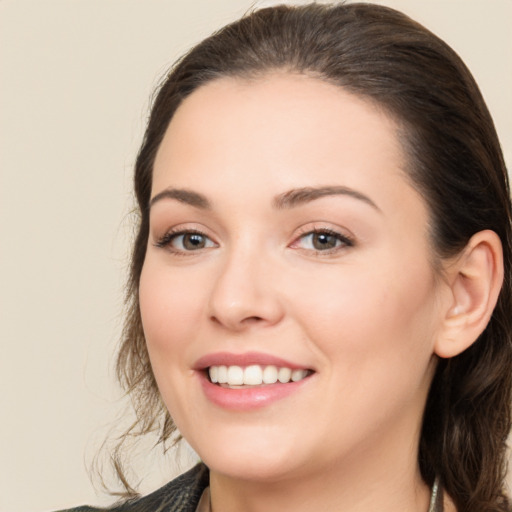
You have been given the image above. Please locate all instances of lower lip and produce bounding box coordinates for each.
[198,372,311,411]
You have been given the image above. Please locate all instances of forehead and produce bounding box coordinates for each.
[154,73,406,186]
[152,73,427,228]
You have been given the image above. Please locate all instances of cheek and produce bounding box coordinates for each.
[290,258,439,367]
[138,259,206,422]
[139,258,202,357]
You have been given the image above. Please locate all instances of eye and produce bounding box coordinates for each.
[293,229,354,253]
[155,230,217,252]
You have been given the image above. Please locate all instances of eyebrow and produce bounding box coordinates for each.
[149,188,211,210]
[273,186,381,212]
[149,185,380,212]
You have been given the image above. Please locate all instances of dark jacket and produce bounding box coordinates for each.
[57,464,209,512]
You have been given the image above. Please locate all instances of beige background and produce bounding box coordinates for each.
[1,1,510,511]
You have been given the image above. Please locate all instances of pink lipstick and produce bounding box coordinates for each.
[194,352,314,411]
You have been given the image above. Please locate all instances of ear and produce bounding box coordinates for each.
[434,230,504,359]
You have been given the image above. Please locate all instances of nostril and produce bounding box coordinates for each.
[209,314,264,327]
[244,316,264,323]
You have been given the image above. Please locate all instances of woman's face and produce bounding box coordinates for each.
[140,74,447,483]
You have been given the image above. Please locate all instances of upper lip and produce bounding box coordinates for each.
[194,351,312,371]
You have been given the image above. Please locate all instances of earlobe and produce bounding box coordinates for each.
[434,230,504,359]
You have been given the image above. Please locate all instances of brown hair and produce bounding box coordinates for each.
[113,3,512,510]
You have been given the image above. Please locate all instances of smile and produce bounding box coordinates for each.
[195,352,315,410]
[209,364,311,387]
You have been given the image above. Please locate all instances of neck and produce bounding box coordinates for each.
[210,466,430,512]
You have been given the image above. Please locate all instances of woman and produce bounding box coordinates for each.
[63,2,512,512]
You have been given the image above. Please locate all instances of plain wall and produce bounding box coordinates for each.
[1,1,510,511]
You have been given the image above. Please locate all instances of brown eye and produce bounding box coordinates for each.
[155,230,216,252]
[311,232,339,250]
[180,233,207,250]
[295,230,354,253]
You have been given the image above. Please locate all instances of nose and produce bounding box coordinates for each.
[208,245,285,331]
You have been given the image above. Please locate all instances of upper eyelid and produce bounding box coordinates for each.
[153,223,215,239]
[293,223,355,240]
[153,227,217,249]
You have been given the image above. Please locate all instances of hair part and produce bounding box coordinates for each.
[112,4,512,510]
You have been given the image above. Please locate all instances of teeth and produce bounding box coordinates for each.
[244,365,263,385]
[262,365,278,384]
[278,367,292,383]
[208,364,310,386]
[291,369,308,382]
[227,365,244,385]
[217,365,228,384]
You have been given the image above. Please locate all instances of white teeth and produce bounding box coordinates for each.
[217,365,228,384]
[278,367,292,383]
[208,364,310,386]
[227,365,244,385]
[262,365,278,384]
[291,369,307,382]
[243,365,263,385]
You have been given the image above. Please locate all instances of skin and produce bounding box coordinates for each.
[139,74,458,512]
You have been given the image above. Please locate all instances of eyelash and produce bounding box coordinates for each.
[154,228,216,255]
[154,227,354,255]
[291,227,354,255]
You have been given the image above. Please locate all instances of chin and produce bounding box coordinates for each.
[189,428,305,482]
[205,453,299,483]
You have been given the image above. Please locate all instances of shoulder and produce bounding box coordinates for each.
[56,463,209,512]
